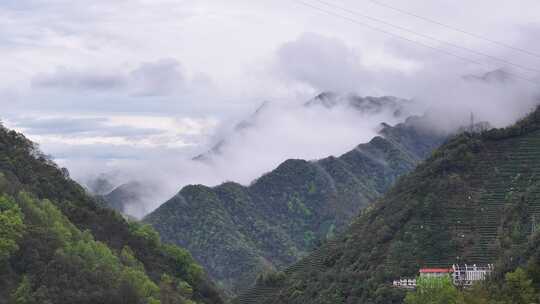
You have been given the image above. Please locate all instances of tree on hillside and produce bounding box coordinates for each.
[456,267,539,304]
[0,196,25,261]
[498,268,537,304]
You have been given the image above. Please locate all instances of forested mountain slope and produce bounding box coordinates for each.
[145,116,447,295]
[0,124,223,304]
[235,106,540,304]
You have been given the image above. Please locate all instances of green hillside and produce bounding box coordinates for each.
[0,124,223,304]
[144,116,446,295]
[234,106,540,304]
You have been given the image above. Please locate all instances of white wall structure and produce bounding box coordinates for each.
[452,264,494,287]
[392,279,417,289]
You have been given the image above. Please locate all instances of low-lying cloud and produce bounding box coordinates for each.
[13,117,164,138]
[71,94,418,218]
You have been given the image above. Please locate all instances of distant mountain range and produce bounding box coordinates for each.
[100,92,415,220]
[143,110,448,295]
[194,92,412,162]
[305,92,409,116]
[462,68,514,84]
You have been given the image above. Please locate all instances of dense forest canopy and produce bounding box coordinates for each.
[0,123,223,304]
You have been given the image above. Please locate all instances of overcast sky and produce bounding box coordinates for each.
[1,0,540,193]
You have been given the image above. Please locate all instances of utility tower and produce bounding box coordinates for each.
[469,112,475,133]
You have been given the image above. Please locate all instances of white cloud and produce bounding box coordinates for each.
[129,59,186,96]
[32,68,127,91]
[275,33,369,92]
[31,58,191,97]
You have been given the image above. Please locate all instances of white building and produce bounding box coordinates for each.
[452,264,493,287]
[392,278,417,289]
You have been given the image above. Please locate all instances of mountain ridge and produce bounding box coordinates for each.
[144,115,448,295]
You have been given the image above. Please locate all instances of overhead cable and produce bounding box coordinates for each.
[292,0,539,86]
[366,0,540,59]
[312,0,540,74]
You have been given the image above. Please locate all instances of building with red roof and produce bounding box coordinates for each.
[392,265,493,289]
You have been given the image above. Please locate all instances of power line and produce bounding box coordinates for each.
[366,0,540,59]
[294,0,481,65]
[311,0,540,74]
[292,0,539,87]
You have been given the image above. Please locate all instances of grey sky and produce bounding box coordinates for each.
[1,0,540,200]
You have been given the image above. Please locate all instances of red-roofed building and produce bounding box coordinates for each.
[392,265,493,289]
